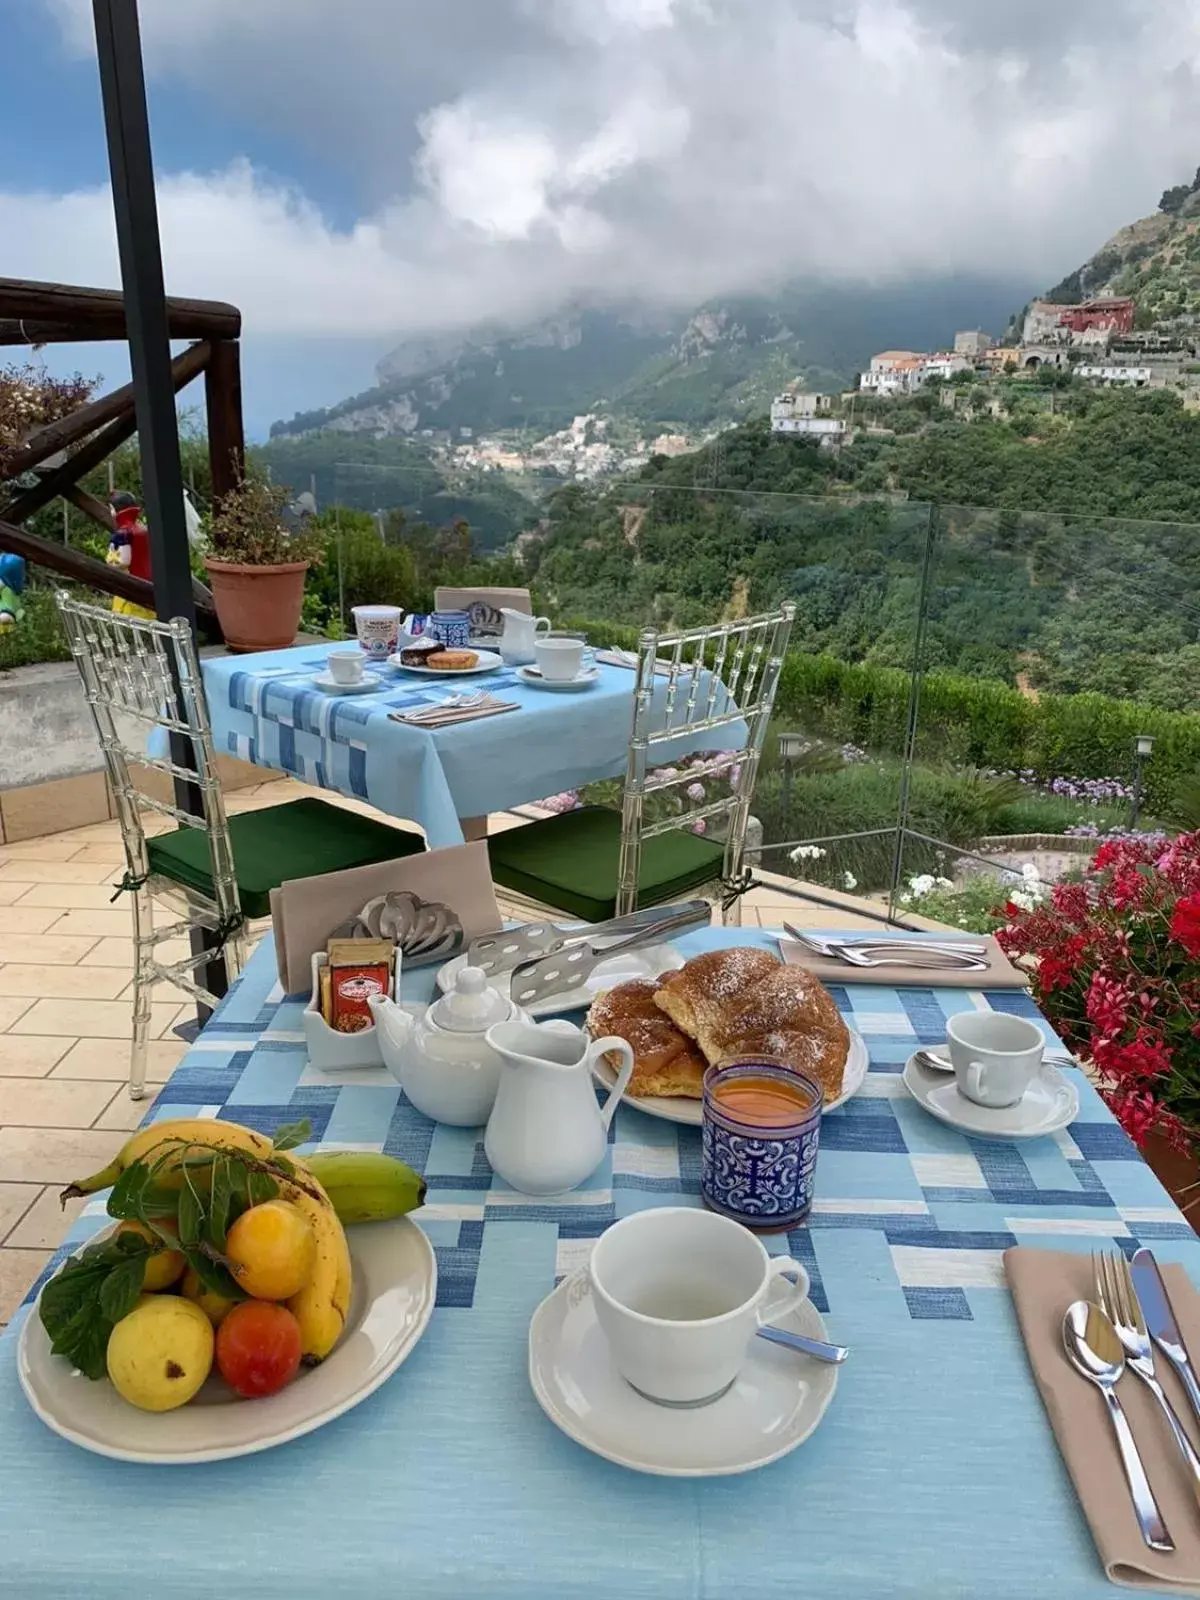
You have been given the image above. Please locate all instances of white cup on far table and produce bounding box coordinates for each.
[327,650,366,685]
[534,636,585,682]
[352,604,403,662]
[945,1011,1045,1110]
[588,1206,810,1407]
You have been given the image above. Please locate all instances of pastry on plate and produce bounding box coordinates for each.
[587,979,708,1099]
[426,649,479,671]
[399,639,441,666]
[656,947,850,1103]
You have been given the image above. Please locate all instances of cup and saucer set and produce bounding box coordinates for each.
[902,1011,1080,1141]
[516,635,599,693]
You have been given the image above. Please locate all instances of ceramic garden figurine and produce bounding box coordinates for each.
[0,551,26,631]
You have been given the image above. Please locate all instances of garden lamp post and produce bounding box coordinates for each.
[777,730,807,826]
[1131,734,1155,830]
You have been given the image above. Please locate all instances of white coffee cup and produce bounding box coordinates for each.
[534,637,584,682]
[945,1011,1045,1110]
[327,650,365,685]
[588,1207,810,1406]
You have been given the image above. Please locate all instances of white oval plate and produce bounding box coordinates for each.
[437,943,685,1019]
[529,1270,838,1477]
[901,1052,1079,1141]
[387,649,503,677]
[590,1026,869,1127]
[18,1216,436,1464]
[516,666,600,693]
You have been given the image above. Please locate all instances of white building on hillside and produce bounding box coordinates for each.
[770,391,847,446]
[1076,363,1152,387]
[954,330,991,358]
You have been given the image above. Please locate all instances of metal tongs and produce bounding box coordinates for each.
[467,901,711,977]
[507,901,712,1009]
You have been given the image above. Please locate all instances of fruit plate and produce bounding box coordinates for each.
[589,1026,869,1127]
[17,1216,436,1464]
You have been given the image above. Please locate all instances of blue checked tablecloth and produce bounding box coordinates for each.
[2,925,1199,1600]
[197,643,744,846]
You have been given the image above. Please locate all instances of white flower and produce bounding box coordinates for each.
[1010,889,1037,911]
[1021,863,1042,883]
[908,873,936,897]
[841,872,858,890]
[936,877,954,890]
[900,893,912,905]
[789,844,827,863]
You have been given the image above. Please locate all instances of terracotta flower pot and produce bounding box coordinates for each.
[205,560,309,653]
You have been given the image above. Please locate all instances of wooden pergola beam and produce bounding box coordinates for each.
[2,340,211,478]
[0,515,217,629]
[0,277,240,340]
[1,410,139,525]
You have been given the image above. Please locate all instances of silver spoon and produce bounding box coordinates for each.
[913,1047,1074,1075]
[1062,1300,1173,1552]
[756,1325,848,1364]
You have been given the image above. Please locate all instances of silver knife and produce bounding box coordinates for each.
[1131,1247,1200,1427]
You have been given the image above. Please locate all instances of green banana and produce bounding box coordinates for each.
[299,1151,427,1225]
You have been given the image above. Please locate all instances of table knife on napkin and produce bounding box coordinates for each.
[1131,1247,1200,1429]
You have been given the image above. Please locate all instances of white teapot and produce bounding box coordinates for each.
[498,607,552,665]
[483,1018,633,1195]
[368,967,530,1126]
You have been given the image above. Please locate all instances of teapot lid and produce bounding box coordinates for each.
[428,966,511,1033]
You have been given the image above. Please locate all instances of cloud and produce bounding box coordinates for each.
[20,0,1200,349]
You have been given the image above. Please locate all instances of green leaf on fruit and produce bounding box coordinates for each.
[176,1180,202,1248]
[271,1118,311,1154]
[98,1253,146,1324]
[106,1161,151,1221]
[247,1171,277,1206]
[207,1157,233,1252]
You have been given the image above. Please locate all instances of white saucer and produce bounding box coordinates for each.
[436,943,685,1018]
[901,1051,1079,1140]
[517,665,600,692]
[387,648,503,678]
[312,672,384,694]
[528,1270,838,1477]
[591,1027,869,1127]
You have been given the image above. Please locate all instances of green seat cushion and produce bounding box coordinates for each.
[146,797,423,919]
[487,805,725,923]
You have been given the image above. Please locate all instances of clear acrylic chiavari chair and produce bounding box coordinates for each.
[615,604,796,918]
[488,603,795,924]
[56,594,249,1099]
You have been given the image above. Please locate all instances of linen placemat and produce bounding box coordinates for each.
[779,932,1029,988]
[1007,1245,1200,1592]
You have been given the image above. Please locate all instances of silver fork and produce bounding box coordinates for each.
[1095,1249,1200,1503]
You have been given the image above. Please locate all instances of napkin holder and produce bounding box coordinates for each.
[302,951,398,1072]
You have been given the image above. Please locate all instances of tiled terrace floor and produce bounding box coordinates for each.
[0,776,912,1323]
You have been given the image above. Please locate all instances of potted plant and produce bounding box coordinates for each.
[205,476,324,652]
[997,831,1200,1206]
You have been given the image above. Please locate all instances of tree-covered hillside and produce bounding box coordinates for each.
[525,388,1200,710]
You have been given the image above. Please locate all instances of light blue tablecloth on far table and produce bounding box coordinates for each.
[198,644,744,846]
[2,926,1198,1599]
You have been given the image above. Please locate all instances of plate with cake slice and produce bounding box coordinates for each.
[388,642,504,675]
[586,945,868,1126]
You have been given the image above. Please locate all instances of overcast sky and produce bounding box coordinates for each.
[5,0,1200,429]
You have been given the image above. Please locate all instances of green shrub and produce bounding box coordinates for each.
[0,586,74,670]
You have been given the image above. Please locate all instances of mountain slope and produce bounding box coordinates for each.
[1041,186,1200,329]
[270,275,1029,442]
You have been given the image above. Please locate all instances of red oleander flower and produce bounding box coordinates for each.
[1001,831,1200,1153]
[1171,893,1200,959]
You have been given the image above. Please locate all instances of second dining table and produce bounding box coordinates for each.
[199,642,741,847]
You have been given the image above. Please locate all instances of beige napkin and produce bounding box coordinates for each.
[1007,1246,1200,1592]
[779,932,1029,988]
[269,841,502,994]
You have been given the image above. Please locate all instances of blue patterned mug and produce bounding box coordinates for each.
[428,609,471,649]
[701,1057,822,1230]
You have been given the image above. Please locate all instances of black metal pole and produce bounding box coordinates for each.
[93,0,226,1013]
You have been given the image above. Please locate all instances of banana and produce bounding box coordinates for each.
[301,1151,427,1224]
[60,1119,275,1201]
[280,1166,353,1363]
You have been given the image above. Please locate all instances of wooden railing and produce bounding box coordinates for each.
[0,276,244,632]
